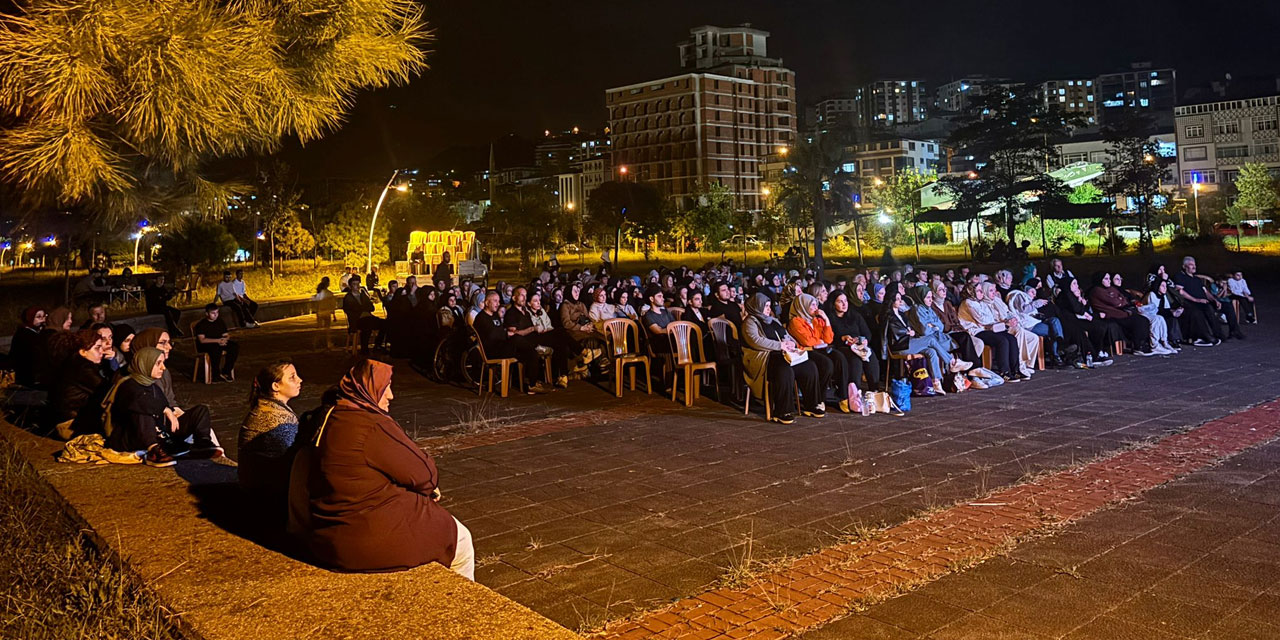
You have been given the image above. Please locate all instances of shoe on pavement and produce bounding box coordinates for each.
[772,413,796,425]
[144,446,176,468]
[1192,338,1216,347]
[187,446,225,460]
[802,406,826,418]
[950,359,973,373]
[932,381,947,395]
[1092,358,1113,367]
[838,399,851,414]
[555,375,569,388]
[1134,349,1157,357]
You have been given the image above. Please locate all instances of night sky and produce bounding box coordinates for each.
[279,0,1280,181]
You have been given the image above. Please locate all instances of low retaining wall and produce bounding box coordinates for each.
[0,297,319,352]
[0,421,577,640]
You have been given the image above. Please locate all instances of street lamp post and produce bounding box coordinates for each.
[1192,182,1202,234]
[368,170,407,276]
[614,166,629,266]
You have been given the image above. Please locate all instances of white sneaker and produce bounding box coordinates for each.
[932,381,947,395]
[950,359,973,373]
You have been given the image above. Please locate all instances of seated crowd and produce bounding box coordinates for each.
[319,253,1254,426]
[0,253,1256,584]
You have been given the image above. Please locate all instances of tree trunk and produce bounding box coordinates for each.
[811,209,826,277]
[1005,199,1017,244]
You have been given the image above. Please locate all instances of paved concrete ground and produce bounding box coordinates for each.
[164,299,1280,633]
[800,437,1280,640]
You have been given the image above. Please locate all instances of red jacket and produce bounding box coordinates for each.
[788,315,835,348]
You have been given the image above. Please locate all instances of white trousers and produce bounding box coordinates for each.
[450,517,475,581]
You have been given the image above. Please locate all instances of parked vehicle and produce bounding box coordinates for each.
[1114,225,1165,241]
[728,234,762,247]
[1215,222,1260,237]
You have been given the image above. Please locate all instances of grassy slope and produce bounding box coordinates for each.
[0,438,183,640]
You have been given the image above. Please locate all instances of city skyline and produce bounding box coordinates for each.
[279,0,1280,182]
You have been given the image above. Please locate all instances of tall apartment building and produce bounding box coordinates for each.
[809,96,857,131]
[854,80,928,127]
[606,25,797,213]
[535,128,610,175]
[1040,79,1097,123]
[935,76,1011,114]
[1096,63,1176,126]
[1175,93,1280,192]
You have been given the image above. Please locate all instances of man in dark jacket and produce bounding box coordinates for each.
[474,291,547,394]
[144,274,184,337]
[342,275,386,355]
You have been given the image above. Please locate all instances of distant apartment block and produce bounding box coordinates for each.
[1096,63,1176,126]
[855,80,928,127]
[1040,79,1097,124]
[606,25,797,213]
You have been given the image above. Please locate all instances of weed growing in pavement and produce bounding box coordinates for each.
[451,396,502,434]
[1055,564,1083,579]
[0,443,182,640]
[715,524,798,590]
[474,553,504,569]
[525,537,545,551]
[834,520,884,546]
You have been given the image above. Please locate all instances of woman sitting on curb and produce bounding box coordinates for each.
[289,360,474,579]
[238,360,303,495]
[107,347,221,467]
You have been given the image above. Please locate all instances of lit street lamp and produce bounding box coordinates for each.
[1192,182,1202,233]
[367,170,408,275]
[132,221,157,269]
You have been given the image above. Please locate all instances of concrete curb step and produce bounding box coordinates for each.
[0,419,578,640]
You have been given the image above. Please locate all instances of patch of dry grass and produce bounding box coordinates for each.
[0,440,183,640]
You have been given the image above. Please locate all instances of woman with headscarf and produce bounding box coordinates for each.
[893,289,963,394]
[958,283,1024,381]
[588,287,616,324]
[107,346,219,467]
[238,359,302,495]
[742,293,824,424]
[108,324,135,373]
[10,306,46,387]
[1088,272,1156,356]
[559,280,598,343]
[465,289,486,326]
[438,291,463,329]
[290,360,474,578]
[827,290,881,394]
[1054,276,1117,367]
[786,293,845,412]
[930,279,984,366]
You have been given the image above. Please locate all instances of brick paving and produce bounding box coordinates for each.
[802,435,1280,639]
[598,400,1280,639]
[166,304,1280,634]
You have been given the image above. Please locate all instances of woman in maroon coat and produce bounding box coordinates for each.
[1087,272,1155,356]
[291,360,474,578]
